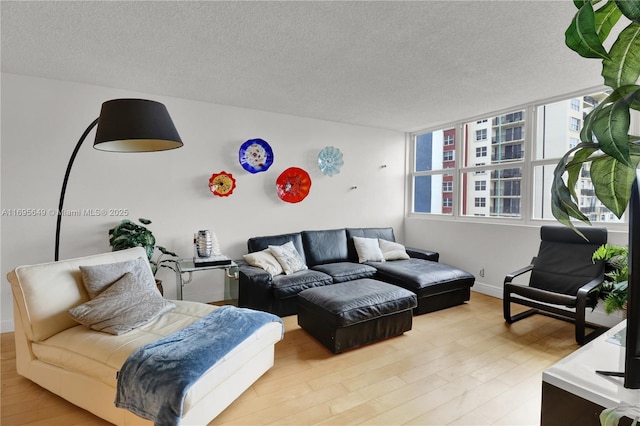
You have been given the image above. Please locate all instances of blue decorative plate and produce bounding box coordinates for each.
[239,139,274,173]
[317,146,344,177]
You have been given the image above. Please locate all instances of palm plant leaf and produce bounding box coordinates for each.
[591,98,632,166]
[615,0,640,22]
[590,154,640,217]
[596,1,623,41]
[566,2,611,59]
[602,22,640,88]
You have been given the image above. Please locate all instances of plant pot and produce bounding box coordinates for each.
[155,279,164,296]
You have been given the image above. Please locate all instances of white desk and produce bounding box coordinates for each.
[542,320,638,425]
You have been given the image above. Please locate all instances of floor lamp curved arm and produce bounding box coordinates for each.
[53,98,183,262]
[55,117,99,261]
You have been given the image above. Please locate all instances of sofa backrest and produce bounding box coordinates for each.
[247,232,307,265]
[301,229,349,267]
[345,227,396,262]
[7,247,149,343]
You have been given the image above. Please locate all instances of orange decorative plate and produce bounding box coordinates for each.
[209,171,237,197]
[276,167,311,203]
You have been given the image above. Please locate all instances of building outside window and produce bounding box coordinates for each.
[411,89,621,223]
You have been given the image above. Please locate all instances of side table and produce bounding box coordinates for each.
[174,258,238,301]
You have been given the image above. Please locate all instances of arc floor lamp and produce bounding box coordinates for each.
[55,98,183,261]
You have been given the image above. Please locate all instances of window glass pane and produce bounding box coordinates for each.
[535,91,608,160]
[461,167,522,218]
[414,128,455,172]
[463,110,525,167]
[532,164,622,222]
[413,174,453,215]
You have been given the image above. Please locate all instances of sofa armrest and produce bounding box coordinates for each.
[237,263,275,311]
[406,247,439,262]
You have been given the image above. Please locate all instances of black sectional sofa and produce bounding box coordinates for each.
[237,227,475,317]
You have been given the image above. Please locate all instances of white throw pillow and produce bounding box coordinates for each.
[353,236,385,263]
[68,271,175,335]
[378,238,410,261]
[243,249,284,276]
[268,241,308,275]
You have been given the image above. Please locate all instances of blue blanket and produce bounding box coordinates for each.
[115,305,282,426]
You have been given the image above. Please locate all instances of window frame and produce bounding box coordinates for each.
[406,85,629,231]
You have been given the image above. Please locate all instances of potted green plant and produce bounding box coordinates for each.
[108,218,179,294]
[592,243,629,315]
[552,0,640,230]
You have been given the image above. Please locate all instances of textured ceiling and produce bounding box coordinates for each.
[1,1,603,132]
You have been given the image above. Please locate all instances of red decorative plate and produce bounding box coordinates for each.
[276,167,311,203]
[209,171,236,197]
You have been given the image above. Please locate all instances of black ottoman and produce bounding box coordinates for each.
[297,278,417,354]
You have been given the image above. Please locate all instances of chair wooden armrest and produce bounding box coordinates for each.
[504,257,536,284]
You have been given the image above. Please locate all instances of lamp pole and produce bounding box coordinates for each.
[55,118,99,261]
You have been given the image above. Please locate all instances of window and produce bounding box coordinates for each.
[570,117,580,131]
[411,89,623,224]
[444,134,454,146]
[475,180,487,191]
[412,128,455,215]
[532,90,619,222]
[571,99,580,111]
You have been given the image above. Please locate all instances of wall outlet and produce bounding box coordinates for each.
[479,268,485,277]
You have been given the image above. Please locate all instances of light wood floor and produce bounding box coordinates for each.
[1,293,579,425]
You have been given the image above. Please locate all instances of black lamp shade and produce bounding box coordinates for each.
[93,99,183,152]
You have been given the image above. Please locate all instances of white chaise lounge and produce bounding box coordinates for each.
[7,247,284,425]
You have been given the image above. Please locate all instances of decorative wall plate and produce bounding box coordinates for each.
[317,146,344,177]
[209,171,236,197]
[276,167,312,203]
[239,139,274,173]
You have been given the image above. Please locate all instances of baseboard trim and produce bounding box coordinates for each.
[471,281,502,299]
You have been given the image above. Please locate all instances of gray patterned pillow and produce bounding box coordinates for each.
[68,272,175,335]
[268,241,307,275]
[80,257,151,299]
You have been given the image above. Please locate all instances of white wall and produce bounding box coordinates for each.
[405,217,628,327]
[1,74,407,331]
